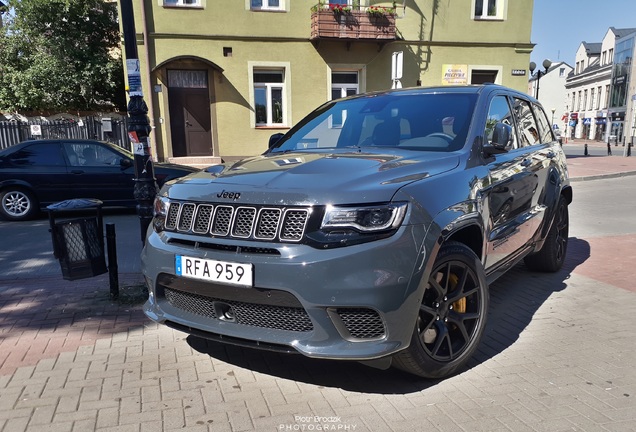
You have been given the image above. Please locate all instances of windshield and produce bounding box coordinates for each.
[270,92,477,153]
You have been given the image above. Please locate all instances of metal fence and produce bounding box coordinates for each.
[0,116,130,151]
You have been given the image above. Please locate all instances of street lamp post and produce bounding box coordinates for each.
[529,59,552,99]
[120,0,157,245]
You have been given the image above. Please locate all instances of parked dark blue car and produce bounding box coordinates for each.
[0,139,199,221]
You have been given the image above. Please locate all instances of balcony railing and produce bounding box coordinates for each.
[310,9,396,41]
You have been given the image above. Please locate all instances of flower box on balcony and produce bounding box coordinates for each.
[310,10,396,41]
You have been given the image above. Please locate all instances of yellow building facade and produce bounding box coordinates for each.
[122,0,534,165]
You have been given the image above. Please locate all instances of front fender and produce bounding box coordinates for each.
[0,179,35,192]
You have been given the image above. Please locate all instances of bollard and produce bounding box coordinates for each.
[106,223,119,300]
[628,143,632,157]
[607,143,612,156]
[584,143,588,156]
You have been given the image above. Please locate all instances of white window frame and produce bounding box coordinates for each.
[248,0,285,11]
[330,71,360,100]
[249,62,291,128]
[472,0,506,20]
[162,0,203,7]
[468,65,503,85]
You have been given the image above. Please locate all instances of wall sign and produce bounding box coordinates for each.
[441,64,468,85]
[511,69,526,76]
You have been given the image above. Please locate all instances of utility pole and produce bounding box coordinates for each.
[120,0,156,245]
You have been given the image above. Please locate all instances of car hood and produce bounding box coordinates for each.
[153,162,200,173]
[163,149,460,205]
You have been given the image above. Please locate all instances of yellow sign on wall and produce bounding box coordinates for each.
[442,64,468,85]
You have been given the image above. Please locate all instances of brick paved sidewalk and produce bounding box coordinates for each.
[1,263,634,431]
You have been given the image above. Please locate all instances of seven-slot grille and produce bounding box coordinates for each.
[165,202,309,242]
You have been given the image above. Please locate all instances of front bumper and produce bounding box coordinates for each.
[142,224,426,360]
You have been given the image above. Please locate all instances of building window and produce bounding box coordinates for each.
[583,90,587,111]
[608,48,614,63]
[473,0,503,20]
[604,85,610,108]
[470,69,499,84]
[164,0,200,6]
[253,69,285,126]
[590,89,595,110]
[577,91,582,111]
[251,0,283,11]
[596,86,602,109]
[330,71,359,127]
[559,68,565,77]
[331,71,359,100]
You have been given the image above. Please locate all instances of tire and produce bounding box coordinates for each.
[0,188,39,221]
[393,241,489,379]
[524,199,569,273]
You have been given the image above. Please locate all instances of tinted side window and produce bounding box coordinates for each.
[8,143,65,166]
[532,103,553,143]
[512,98,540,147]
[485,95,518,149]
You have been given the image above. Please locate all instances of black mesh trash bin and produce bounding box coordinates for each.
[47,199,108,281]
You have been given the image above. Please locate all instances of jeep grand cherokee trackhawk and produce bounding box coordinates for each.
[142,84,572,378]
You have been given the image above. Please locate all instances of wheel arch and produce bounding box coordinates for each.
[0,179,37,193]
[444,224,484,261]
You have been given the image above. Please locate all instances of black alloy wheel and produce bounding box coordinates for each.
[394,241,489,378]
[524,199,569,272]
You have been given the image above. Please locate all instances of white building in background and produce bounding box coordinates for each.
[609,31,636,148]
[565,27,636,141]
[528,61,573,131]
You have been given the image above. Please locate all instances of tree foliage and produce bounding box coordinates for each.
[0,0,126,113]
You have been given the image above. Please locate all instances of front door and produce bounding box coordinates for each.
[168,70,213,157]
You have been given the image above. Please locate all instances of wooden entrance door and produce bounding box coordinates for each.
[168,70,212,157]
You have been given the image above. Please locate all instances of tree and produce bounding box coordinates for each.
[0,0,126,113]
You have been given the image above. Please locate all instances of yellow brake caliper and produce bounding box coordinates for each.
[422,272,464,344]
[450,273,466,313]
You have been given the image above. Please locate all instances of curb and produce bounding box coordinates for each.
[570,170,636,182]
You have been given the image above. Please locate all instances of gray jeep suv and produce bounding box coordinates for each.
[142,84,572,379]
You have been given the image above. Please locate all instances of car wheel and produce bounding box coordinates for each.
[393,241,489,379]
[524,198,569,272]
[0,188,39,221]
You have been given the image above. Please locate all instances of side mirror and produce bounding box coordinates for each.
[268,133,284,149]
[484,122,513,156]
[120,158,133,168]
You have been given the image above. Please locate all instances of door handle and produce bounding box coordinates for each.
[185,120,192,127]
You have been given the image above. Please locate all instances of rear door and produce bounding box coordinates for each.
[63,141,134,204]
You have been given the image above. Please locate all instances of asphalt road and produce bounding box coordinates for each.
[0,209,144,280]
[569,175,636,239]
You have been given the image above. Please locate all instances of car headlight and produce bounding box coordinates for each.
[321,202,407,232]
[152,195,170,232]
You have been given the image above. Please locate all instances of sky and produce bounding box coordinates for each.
[531,0,636,67]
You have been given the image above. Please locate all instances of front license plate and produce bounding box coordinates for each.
[175,255,253,287]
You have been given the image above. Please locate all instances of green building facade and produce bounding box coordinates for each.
[122,0,534,165]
